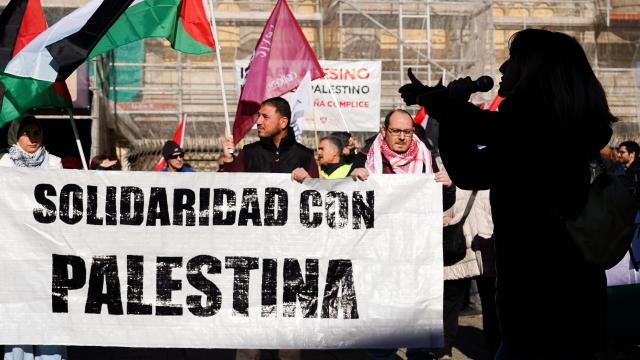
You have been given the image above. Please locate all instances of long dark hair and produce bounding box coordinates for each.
[507,29,615,155]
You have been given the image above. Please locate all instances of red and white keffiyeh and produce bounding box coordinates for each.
[365,133,432,174]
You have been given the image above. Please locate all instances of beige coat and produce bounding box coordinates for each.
[443,188,494,280]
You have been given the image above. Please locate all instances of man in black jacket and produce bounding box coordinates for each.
[352,109,455,359]
[219,97,317,359]
[220,97,318,180]
[619,141,640,199]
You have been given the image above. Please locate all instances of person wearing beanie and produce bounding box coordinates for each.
[161,140,194,172]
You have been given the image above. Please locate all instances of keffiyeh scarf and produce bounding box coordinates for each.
[365,133,432,174]
[8,144,49,168]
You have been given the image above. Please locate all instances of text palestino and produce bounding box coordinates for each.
[52,255,359,319]
[32,185,375,229]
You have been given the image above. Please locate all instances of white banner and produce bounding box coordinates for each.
[0,169,442,348]
[236,59,382,133]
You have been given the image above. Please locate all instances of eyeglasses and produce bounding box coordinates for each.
[169,154,184,159]
[386,127,414,136]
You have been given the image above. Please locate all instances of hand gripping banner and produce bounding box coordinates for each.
[0,169,443,348]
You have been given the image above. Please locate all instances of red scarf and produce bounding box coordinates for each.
[365,134,431,174]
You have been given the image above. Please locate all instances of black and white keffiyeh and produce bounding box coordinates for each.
[8,144,49,168]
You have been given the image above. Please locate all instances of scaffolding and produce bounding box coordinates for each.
[82,0,640,170]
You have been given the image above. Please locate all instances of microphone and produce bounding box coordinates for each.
[472,76,494,93]
[415,75,494,105]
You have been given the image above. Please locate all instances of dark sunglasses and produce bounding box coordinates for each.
[169,153,184,159]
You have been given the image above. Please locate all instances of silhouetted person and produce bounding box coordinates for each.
[400,29,615,359]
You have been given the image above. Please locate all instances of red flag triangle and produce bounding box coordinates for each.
[13,0,72,106]
[11,0,47,56]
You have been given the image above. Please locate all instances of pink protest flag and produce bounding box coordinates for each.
[154,113,187,171]
[232,0,324,144]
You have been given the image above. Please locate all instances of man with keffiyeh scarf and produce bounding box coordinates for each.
[351,109,452,185]
[352,109,455,360]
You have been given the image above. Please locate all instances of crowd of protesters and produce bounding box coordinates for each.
[3,28,640,360]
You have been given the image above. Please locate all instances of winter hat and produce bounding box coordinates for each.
[162,140,184,160]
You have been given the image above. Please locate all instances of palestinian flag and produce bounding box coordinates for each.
[90,0,216,58]
[0,0,216,124]
[0,0,71,119]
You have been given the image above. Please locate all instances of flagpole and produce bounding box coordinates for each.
[312,108,320,151]
[180,113,188,145]
[205,0,231,137]
[322,77,350,133]
[312,107,320,175]
[67,109,88,170]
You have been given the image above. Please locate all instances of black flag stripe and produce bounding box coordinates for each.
[0,0,29,112]
[46,0,134,82]
[0,0,28,71]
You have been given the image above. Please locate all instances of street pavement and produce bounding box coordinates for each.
[398,314,487,360]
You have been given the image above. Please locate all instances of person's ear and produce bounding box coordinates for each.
[279,116,288,130]
[380,125,387,138]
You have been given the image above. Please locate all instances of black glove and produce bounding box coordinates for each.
[399,68,430,106]
[399,68,449,106]
[447,76,475,101]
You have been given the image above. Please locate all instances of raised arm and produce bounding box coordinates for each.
[411,81,502,190]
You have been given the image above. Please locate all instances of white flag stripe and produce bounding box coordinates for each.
[5,0,104,82]
[290,71,313,142]
[5,0,143,82]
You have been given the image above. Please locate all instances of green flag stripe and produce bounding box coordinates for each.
[171,17,215,55]
[89,0,213,59]
[0,74,66,124]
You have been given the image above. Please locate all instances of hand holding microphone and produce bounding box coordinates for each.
[398,68,444,106]
[399,68,494,106]
[447,75,494,101]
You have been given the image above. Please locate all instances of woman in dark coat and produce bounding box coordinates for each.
[400,29,616,359]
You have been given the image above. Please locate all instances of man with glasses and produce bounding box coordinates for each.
[352,109,446,179]
[351,109,455,359]
[161,140,195,172]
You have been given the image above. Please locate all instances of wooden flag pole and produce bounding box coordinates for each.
[68,109,88,170]
[205,0,231,137]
